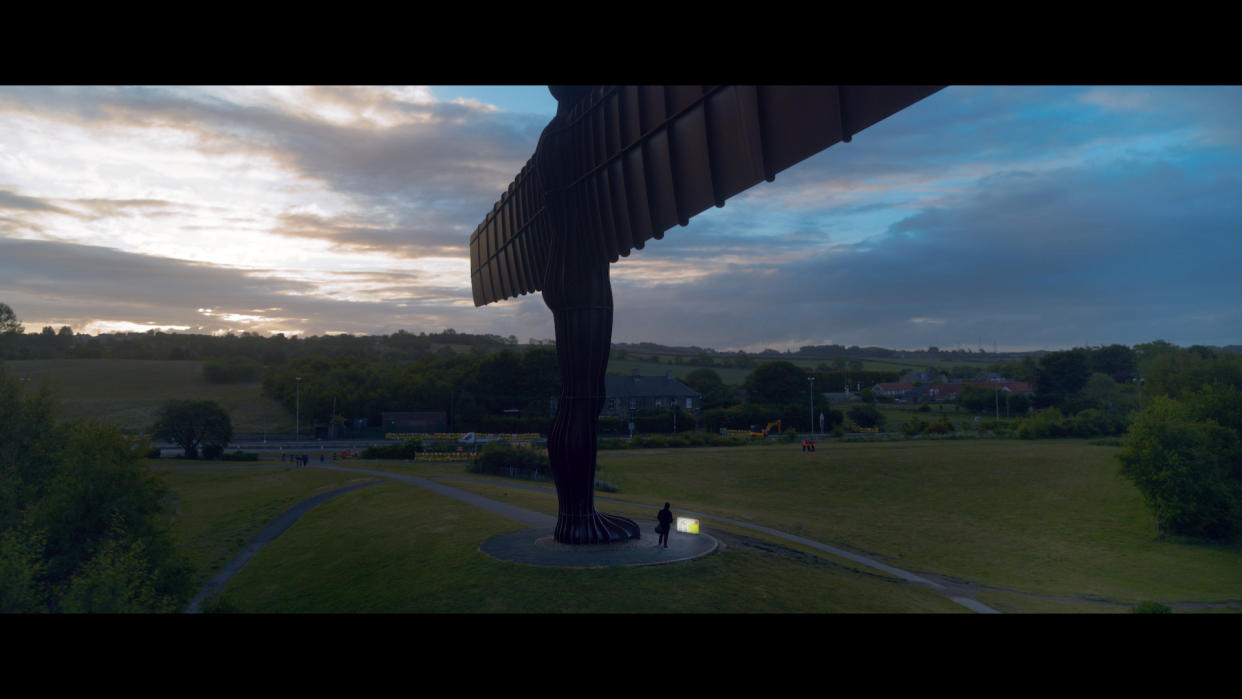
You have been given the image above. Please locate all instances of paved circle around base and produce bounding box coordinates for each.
[480,520,719,567]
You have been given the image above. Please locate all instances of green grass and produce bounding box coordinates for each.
[159,440,1242,613]
[156,462,381,587]
[594,441,1242,606]
[8,359,291,432]
[214,480,962,613]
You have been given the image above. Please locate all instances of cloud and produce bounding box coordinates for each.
[605,143,1242,351]
[0,188,72,214]
[3,86,1240,351]
[0,236,551,338]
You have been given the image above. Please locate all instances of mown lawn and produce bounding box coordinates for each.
[213,480,961,613]
[159,439,1242,612]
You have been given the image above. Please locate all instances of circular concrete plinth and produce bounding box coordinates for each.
[479,520,719,568]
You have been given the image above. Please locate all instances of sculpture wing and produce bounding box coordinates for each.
[469,155,550,307]
[469,85,944,307]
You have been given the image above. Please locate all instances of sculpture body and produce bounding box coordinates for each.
[538,92,641,543]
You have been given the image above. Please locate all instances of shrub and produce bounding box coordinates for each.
[847,404,884,430]
[1117,395,1242,541]
[360,438,423,460]
[1016,407,1068,439]
[468,443,550,479]
[1132,601,1172,614]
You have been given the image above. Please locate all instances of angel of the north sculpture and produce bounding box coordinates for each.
[469,86,944,545]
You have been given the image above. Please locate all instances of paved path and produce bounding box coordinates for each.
[184,478,387,613]
[179,463,998,613]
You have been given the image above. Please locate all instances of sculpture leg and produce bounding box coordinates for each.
[544,256,640,545]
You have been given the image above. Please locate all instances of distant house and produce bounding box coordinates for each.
[590,370,701,418]
[876,379,1033,404]
[875,382,918,401]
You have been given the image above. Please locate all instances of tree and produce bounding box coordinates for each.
[744,361,808,404]
[1035,349,1093,408]
[847,404,885,430]
[152,400,233,459]
[1117,394,1242,540]
[0,302,22,334]
[0,368,194,612]
[683,368,737,409]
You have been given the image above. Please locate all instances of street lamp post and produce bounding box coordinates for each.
[808,376,815,435]
[295,376,303,438]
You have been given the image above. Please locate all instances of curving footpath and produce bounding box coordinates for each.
[182,463,998,613]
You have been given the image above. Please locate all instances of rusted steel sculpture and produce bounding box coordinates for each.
[469,86,943,544]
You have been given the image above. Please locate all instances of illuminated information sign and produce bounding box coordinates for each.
[676,517,700,535]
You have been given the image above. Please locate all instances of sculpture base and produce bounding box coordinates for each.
[479,521,719,568]
[554,511,640,545]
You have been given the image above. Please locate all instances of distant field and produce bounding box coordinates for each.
[160,440,1242,613]
[6,359,291,433]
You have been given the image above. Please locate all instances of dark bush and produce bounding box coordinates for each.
[1132,601,1172,614]
[201,444,224,460]
[468,443,550,479]
[847,404,884,429]
[360,438,423,459]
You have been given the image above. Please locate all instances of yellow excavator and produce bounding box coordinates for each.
[750,420,782,439]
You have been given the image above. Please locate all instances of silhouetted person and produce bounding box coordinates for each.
[657,502,674,549]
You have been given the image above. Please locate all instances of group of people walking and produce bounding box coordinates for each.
[801,438,817,452]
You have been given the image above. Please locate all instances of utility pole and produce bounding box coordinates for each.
[808,376,815,435]
[295,376,302,438]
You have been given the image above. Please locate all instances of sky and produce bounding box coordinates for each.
[1,85,1239,353]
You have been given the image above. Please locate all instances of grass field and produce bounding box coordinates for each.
[7,359,292,433]
[156,439,1242,613]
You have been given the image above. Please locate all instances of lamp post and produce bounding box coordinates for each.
[808,376,815,435]
[1133,377,1144,412]
[18,376,29,399]
[295,376,302,438]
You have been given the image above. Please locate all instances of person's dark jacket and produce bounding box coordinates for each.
[657,506,673,533]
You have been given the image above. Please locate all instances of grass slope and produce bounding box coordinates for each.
[159,439,1242,613]
[7,359,290,432]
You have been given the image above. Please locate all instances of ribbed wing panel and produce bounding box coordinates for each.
[469,85,944,306]
[469,156,550,307]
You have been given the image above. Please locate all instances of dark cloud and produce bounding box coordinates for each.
[270,211,468,259]
[607,147,1242,351]
[0,189,72,215]
[3,86,1240,350]
[70,198,183,219]
[0,237,506,336]
[0,86,544,220]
